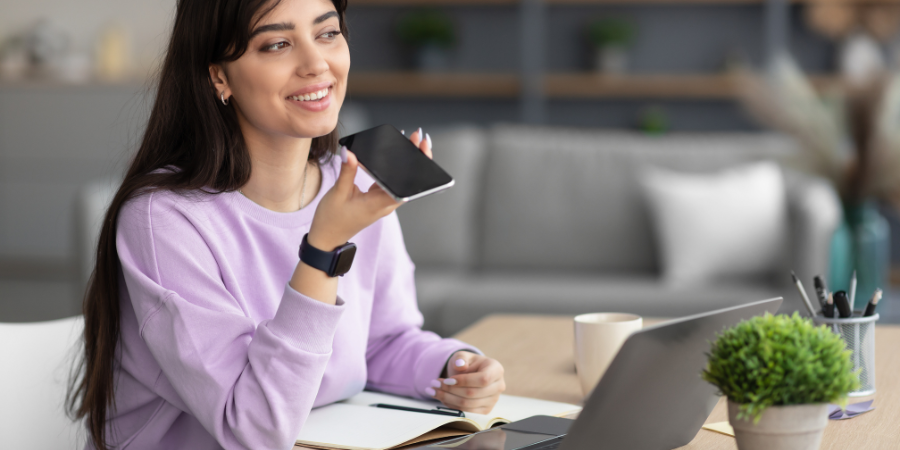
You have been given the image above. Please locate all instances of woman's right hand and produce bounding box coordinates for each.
[308,128,432,251]
[306,149,401,251]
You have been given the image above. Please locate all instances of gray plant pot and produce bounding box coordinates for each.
[728,400,829,450]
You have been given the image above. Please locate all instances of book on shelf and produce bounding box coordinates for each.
[295,391,582,450]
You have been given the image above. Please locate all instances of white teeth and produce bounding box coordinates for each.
[289,87,329,102]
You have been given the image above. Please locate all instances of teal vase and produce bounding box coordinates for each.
[829,201,891,310]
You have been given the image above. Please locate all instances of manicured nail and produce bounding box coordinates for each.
[425,133,432,149]
[426,387,436,396]
[417,127,423,139]
[340,146,348,164]
[455,359,465,367]
[431,379,441,388]
[443,378,458,386]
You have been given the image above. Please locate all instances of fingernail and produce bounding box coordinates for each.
[455,359,465,367]
[426,133,432,149]
[340,146,348,164]
[417,127,423,139]
[431,379,441,388]
[425,387,436,396]
[443,378,457,386]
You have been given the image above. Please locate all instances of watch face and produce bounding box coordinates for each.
[333,244,357,276]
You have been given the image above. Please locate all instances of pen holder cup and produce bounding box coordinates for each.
[813,311,878,397]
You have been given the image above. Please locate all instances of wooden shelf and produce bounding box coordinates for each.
[351,0,517,6]
[348,71,840,100]
[545,73,739,99]
[348,72,520,98]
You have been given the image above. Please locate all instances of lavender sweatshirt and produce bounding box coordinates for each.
[103,156,475,449]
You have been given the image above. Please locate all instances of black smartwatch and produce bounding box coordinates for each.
[299,233,357,277]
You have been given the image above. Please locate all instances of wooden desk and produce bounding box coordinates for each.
[453,314,900,450]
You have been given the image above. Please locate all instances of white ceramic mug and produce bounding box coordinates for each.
[574,313,643,397]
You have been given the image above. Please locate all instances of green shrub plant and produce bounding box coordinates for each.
[395,9,455,50]
[702,312,859,423]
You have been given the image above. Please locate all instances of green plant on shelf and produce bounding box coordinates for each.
[395,8,456,50]
[585,18,635,49]
[702,312,859,423]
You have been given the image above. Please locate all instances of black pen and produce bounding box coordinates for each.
[834,290,853,318]
[813,276,829,311]
[824,292,835,318]
[864,289,883,317]
[371,403,465,417]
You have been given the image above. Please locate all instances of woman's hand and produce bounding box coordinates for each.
[429,351,506,415]
[307,128,432,251]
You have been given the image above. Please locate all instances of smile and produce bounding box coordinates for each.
[287,87,330,102]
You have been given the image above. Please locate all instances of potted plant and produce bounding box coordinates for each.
[585,18,635,74]
[702,313,859,450]
[395,9,455,72]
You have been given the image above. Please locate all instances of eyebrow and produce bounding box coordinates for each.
[249,12,339,39]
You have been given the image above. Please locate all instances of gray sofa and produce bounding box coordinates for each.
[397,124,842,336]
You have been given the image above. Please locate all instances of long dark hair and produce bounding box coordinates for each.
[66,1,348,448]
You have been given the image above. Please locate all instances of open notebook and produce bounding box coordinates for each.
[295,391,582,450]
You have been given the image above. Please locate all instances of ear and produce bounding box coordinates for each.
[208,63,231,101]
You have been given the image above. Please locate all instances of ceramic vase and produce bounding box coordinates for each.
[593,46,628,74]
[728,401,828,450]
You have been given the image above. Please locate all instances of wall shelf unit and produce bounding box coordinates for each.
[349,0,808,124]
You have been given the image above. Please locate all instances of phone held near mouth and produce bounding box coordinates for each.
[338,124,454,202]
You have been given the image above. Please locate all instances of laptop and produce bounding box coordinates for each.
[411,297,782,450]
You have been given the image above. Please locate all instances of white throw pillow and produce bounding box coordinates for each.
[640,161,788,285]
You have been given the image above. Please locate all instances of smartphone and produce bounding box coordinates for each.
[338,124,454,202]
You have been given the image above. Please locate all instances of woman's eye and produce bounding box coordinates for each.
[262,41,288,52]
[320,30,341,40]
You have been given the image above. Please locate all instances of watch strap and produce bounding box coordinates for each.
[299,234,355,277]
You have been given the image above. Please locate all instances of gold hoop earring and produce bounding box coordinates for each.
[220,92,229,106]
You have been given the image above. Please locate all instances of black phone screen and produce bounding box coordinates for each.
[338,124,454,201]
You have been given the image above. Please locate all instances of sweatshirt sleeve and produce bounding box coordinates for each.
[116,192,344,450]
[364,212,481,399]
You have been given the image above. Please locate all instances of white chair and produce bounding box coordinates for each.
[0,316,86,449]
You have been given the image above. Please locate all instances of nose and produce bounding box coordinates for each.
[294,38,329,78]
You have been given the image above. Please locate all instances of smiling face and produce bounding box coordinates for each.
[211,0,349,144]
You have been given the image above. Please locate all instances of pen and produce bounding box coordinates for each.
[371,403,465,417]
[813,276,829,311]
[864,289,882,317]
[791,271,817,317]
[834,290,853,318]
[824,292,835,318]
[849,270,857,308]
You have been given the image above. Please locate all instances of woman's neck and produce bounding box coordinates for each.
[239,132,321,213]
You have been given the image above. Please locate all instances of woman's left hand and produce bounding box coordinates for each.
[429,351,506,414]
[406,127,433,159]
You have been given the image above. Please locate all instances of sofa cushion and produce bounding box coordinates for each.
[414,271,785,337]
[396,125,487,269]
[480,124,797,273]
[640,161,789,285]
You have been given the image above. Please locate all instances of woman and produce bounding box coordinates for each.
[67,0,505,449]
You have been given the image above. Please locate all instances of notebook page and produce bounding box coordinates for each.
[296,403,471,450]
[339,391,581,429]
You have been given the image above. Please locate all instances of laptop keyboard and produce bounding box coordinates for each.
[522,436,564,450]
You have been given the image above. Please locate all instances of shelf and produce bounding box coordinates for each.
[352,0,814,5]
[348,71,840,100]
[545,73,739,99]
[351,0,517,5]
[348,72,520,98]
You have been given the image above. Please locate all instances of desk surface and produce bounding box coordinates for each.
[452,314,900,450]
